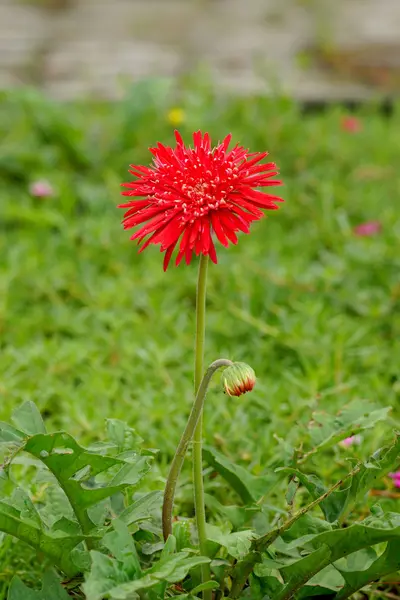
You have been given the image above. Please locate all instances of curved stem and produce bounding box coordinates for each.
[162,358,233,540]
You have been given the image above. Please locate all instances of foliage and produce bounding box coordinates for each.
[0,400,399,599]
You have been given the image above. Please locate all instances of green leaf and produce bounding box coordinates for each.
[83,551,128,600]
[0,422,26,444]
[8,571,70,600]
[38,474,75,526]
[282,513,332,542]
[12,401,46,436]
[307,401,390,454]
[109,455,152,487]
[204,493,259,529]
[203,445,276,504]
[335,539,400,599]
[106,419,143,452]
[277,468,346,523]
[103,520,141,578]
[84,550,210,600]
[0,500,83,576]
[275,516,400,600]
[206,524,257,559]
[10,488,42,529]
[191,580,220,594]
[147,553,211,584]
[295,565,344,598]
[22,431,152,532]
[119,490,163,526]
[172,519,194,552]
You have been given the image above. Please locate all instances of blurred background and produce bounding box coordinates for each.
[1,0,400,101]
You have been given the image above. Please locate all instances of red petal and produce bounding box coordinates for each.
[238,152,268,170]
[218,213,238,243]
[222,134,232,152]
[185,244,193,265]
[176,225,193,266]
[174,130,184,145]
[152,216,184,248]
[208,236,218,263]
[244,188,283,207]
[163,238,179,271]
[123,206,166,229]
[201,217,211,253]
[193,131,202,150]
[118,199,151,213]
[229,202,262,223]
[211,212,229,247]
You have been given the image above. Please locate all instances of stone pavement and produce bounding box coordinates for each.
[1,0,400,100]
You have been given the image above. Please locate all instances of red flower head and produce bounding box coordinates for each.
[119,131,283,270]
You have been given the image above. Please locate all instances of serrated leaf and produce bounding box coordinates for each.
[335,539,400,599]
[0,500,83,576]
[203,445,276,503]
[12,401,46,436]
[22,431,152,532]
[275,516,400,600]
[7,570,70,600]
[307,401,390,452]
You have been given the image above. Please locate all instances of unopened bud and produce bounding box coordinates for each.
[222,362,256,397]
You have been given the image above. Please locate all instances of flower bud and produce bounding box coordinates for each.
[222,362,256,397]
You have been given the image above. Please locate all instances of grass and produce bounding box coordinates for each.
[0,78,400,597]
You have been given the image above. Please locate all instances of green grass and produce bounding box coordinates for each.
[0,79,400,596]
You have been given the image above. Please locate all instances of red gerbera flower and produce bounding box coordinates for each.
[119,130,283,270]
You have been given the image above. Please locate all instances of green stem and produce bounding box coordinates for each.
[162,358,233,540]
[194,254,212,599]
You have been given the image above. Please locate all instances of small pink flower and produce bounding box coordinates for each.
[341,116,362,133]
[340,435,362,448]
[353,221,382,237]
[389,472,400,489]
[29,180,54,198]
